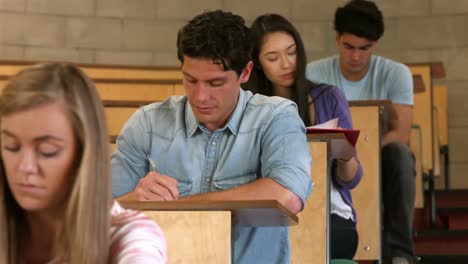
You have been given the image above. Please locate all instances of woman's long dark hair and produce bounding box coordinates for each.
[244,13,316,126]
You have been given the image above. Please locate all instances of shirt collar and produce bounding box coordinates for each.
[185,100,199,137]
[184,88,247,137]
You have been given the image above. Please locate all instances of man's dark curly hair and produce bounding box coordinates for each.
[176,10,252,77]
[334,0,384,41]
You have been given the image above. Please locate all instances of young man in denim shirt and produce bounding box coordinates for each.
[112,10,313,264]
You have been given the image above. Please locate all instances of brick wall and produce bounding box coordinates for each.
[0,0,466,188]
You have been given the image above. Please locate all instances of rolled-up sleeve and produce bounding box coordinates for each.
[259,102,313,208]
[111,108,151,197]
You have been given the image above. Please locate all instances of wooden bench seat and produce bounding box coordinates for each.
[0,60,182,81]
[105,107,139,137]
[97,82,179,101]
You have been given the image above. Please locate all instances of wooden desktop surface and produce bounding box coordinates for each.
[121,199,298,227]
[349,100,393,134]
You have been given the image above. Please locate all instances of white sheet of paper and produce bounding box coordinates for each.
[308,118,339,129]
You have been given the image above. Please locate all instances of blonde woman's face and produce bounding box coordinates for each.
[259,31,297,90]
[1,101,77,215]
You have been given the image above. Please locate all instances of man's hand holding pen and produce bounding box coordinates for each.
[130,156,179,201]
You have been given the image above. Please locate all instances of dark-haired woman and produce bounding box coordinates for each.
[244,14,363,260]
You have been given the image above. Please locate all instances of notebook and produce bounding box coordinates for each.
[306,118,360,147]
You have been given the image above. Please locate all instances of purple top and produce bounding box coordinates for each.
[310,84,363,222]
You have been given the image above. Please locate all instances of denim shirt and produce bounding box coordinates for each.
[111,89,313,264]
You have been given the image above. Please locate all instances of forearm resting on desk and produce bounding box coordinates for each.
[180,178,303,214]
[116,177,303,214]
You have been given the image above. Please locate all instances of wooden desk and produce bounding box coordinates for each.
[407,62,446,79]
[122,200,298,227]
[433,84,450,189]
[290,133,356,264]
[406,62,446,177]
[413,74,426,93]
[410,65,434,174]
[122,200,297,264]
[290,141,328,264]
[349,101,383,261]
[407,62,446,223]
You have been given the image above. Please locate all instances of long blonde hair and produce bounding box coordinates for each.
[0,63,111,263]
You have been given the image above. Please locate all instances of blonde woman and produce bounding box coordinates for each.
[0,63,167,263]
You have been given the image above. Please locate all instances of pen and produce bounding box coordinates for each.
[147,155,160,174]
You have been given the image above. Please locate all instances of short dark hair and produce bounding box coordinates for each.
[176,10,252,76]
[243,14,314,126]
[334,0,384,41]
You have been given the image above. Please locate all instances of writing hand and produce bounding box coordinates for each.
[132,171,179,201]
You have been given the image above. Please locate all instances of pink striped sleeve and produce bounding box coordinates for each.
[109,201,167,264]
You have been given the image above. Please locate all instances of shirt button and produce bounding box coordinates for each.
[206,178,212,183]
[211,141,216,146]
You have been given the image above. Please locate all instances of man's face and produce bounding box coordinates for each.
[182,56,252,131]
[336,33,378,80]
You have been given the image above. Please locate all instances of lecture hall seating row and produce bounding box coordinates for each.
[0,60,449,263]
[406,62,448,225]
